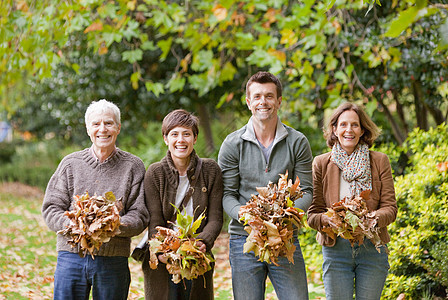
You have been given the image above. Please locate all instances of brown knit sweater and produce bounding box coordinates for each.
[42,148,149,257]
[142,150,223,300]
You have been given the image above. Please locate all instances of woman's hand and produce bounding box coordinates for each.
[195,240,207,253]
[321,214,332,227]
[158,253,168,264]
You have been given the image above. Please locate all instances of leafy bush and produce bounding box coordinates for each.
[383,124,448,299]
[0,141,19,163]
[0,140,69,190]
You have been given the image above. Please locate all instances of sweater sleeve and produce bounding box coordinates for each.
[307,155,328,231]
[294,135,314,212]
[196,160,224,251]
[218,136,242,221]
[41,158,72,233]
[118,160,149,237]
[144,164,166,239]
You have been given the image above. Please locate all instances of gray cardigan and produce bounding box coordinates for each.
[218,117,313,236]
[42,148,149,257]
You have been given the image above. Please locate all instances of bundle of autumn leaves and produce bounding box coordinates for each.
[148,209,213,284]
[322,190,383,251]
[58,192,123,258]
[239,171,306,265]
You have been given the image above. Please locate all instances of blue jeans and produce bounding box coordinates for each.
[229,234,309,300]
[322,237,389,300]
[53,251,130,300]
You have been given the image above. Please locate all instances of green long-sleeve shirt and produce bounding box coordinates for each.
[218,117,313,236]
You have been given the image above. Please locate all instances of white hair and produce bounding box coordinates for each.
[84,99,121,127]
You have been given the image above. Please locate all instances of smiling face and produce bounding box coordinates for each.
[333,109,364,155]
[164,126,197,163]
[86,110,121,154]
[246,82,282,123]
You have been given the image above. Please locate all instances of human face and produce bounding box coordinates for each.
[333,110,364,155]
[164,126,197,162]
[86,110,121,154]
[246,82,282,123]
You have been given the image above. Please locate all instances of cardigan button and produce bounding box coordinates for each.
[191,175,196,180]
[202,187,207,193]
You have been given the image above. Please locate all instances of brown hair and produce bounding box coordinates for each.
[162,109,199,137]
[324,102,380,148]
[246,71,282,98]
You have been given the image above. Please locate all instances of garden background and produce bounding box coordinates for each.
[1,0,448,299]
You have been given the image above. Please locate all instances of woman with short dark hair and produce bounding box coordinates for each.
[142,109,223,300]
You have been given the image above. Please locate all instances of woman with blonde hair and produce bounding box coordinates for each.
[308,102,397,299]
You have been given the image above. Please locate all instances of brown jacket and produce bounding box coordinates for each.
[307,150,397,247]
[142,150,223,300]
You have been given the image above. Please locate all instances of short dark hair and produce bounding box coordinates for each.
[324,102,381,148]
[246,71,282,98]
[162,109,199,137]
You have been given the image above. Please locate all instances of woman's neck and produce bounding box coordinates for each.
[173,156,190,176]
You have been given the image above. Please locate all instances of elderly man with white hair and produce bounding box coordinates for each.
[42,99,149,300]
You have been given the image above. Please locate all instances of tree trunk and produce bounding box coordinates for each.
[377,97,406,144]
[425,103,445,125]
[392,89,409,136]
[197,103,215,155]
[412,80,428,130]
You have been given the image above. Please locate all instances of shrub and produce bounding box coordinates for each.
[0,140,68,190]
[383,123,448,299]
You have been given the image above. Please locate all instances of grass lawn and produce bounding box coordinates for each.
[0,182,325,299]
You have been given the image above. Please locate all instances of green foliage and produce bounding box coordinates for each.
[382,123,448,298]
[0,141,17,163]
[0,140,72,190]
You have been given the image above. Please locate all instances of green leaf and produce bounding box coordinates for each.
[167,75,186,93]
[157,37,173,61]
[130,71,141,89]
[191,50,213,72]
[145,81,164,97]
[122,19,140,41]
[189,211,205,237]
[365,100,378,116]
[141,40,157,51]
[122,49,143,63]
[345,211,360,231]
[384,6,420,38]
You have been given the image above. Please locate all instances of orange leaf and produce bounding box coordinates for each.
[212,4,227,21]
[436,161,448,172]
[84,22,103,34]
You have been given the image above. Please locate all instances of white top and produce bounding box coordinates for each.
[339,171,351,200]
[174,174,194,221]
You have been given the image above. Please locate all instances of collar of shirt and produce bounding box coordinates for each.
[89,145,118,163]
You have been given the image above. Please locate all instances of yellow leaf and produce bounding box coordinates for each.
[16,0,29,12]
[127,0,137,11]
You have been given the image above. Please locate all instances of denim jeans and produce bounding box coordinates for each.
[229,234,309,300]
[322,237,389,300]
[53,251,130,300]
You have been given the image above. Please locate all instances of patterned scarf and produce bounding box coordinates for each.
[330,143,372,197]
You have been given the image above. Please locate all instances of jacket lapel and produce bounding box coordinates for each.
[326,160,341,206]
